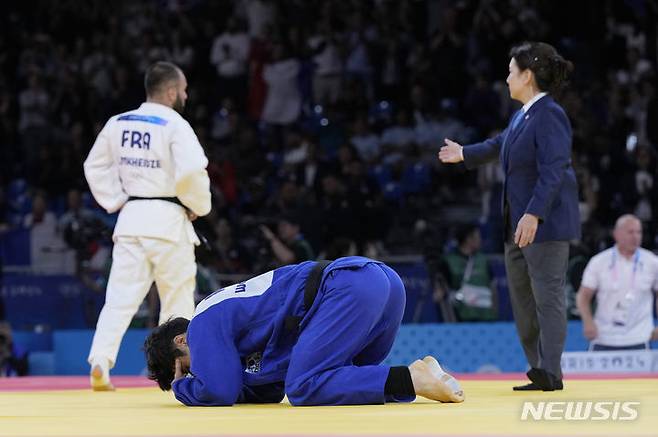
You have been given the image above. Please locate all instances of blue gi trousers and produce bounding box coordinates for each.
[285,262,407,405]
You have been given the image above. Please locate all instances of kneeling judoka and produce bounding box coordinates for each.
[144,256,465,406]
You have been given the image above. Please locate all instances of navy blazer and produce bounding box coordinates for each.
[463,95,581,243]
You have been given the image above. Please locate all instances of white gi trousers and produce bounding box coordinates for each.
[87,234,196,367]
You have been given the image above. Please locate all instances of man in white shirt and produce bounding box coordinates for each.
[84,61,211,390]
[577,214,658,350]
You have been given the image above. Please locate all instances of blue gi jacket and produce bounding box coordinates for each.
[172,256,377,406]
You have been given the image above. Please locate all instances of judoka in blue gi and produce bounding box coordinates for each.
[144,256,464,406]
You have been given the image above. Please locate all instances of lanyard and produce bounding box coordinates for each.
[609,247,641,290]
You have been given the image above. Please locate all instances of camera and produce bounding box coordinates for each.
[63,216,111,260]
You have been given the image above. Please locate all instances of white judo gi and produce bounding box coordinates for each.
[84,102,211,369]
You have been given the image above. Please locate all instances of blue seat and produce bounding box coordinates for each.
[0,228,31,265]
[401,162,432,194]
[382,181,402,201]
[369,164,392,188]
[369,100,394,124]
[7,178,27,199]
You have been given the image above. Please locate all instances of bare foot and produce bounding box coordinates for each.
[91,364,115,391]
[408,358,464,403]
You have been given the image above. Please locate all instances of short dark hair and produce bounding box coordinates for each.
[456,224,479,246]
[278,212,301,227]
[509,42,574,94]
[144,61,181,97]
[143,317,190,391]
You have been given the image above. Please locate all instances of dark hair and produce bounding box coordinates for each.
[278,212,301,227]
[456,224,479,246]
[509,42,573,93]
[144,61,181,97]
[143,317,190,391]
[324,237,355,259]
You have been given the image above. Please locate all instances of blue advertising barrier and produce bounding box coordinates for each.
[5,267,655,375]
[2,258,512,328]
[54,329,150,375]
[1,273,104,330]
[0,228,31,266]
[12,321,658,376]
[384,321,658,373]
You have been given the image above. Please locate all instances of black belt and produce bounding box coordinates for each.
[127,196,187,209]
[126,196,214,251]
[284,260,333,333]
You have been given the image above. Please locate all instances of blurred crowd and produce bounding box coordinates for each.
[1,0,658,281]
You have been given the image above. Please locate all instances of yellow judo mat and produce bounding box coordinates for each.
[1,378,657,437]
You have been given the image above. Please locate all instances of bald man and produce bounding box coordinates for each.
[577,214,658,351]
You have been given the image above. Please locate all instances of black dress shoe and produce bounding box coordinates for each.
[514,368,563,391]
[513,380,563,391]
[513,382,542,391]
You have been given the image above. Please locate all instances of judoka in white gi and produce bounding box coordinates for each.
[84,61,211,390]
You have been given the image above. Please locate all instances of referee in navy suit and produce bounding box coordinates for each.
[439,42,580,391]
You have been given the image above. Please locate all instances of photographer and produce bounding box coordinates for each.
[0,322,28,377]
[58,189,111,262]
[58,189,112,328]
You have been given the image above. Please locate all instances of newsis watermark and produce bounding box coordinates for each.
[520,401,640,421]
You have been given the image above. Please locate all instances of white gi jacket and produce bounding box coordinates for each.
[84,102,211,245]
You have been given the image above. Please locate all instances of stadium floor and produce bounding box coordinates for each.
[0,374,656,437]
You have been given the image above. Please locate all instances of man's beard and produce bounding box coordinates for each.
[173,94,185,114]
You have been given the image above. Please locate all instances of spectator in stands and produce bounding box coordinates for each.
[576,214,658,351]
[434,224,497,322]
[0,0,657,271]
[308,21,343,106]
[17,74,50,171]
[319,237,358,260]
[464,74,502,137]
[212,218,251,274]
[23,191,72,274]
[210,17,250,107]
[261,43,302,126]
[293,138,327,195]
[344,158,386,250]
[380,109,416,164]
[0,322,28,377]
[631,146,655,244]
[318,173,358,247]
[260,214,314,266]
[59,188,109,270]
[58,188,95,237]
[349,116,381,164]
[477,152,505,253]
[344,17,374,100]
[241,0,276,40]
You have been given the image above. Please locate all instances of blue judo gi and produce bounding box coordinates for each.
[172,256,407,406]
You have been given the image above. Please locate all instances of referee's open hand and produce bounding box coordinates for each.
[438,138,464,163]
